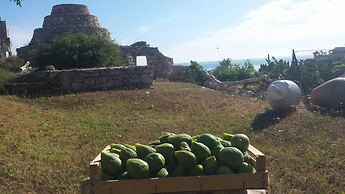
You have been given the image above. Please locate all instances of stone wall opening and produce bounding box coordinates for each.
[136,56,148,66]
[120,41,173,78]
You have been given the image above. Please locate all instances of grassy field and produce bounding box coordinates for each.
[0,81,344,194]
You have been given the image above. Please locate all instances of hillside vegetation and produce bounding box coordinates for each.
[0,81,344,193]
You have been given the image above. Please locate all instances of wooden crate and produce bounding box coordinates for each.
[84,145,269,194]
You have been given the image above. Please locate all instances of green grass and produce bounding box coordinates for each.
[0,81,344,193]
[0,69,13,93]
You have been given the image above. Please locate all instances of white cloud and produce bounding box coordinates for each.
[166,0,345,62]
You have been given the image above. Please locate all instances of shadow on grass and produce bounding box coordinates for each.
[251,107,296,131]
[303,97,345,117]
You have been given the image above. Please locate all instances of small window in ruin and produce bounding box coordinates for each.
[136,56,147,66]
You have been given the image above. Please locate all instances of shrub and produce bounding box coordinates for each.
[190,60,204,72]
[190,61,207,85]
[0,69,13,93]
[0,56,24,72]
[211,58,257,81]
[258,56,290,80]
[28,33,125,70]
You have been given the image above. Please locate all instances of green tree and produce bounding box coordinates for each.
[0,56,24,72]
[331,64,345,76]
[299,60,323,93]
[286,49,301,85]
[237,60,257,80]
[189,61,207,84]
[190,60,204,72]
[258,55,290,80]
[212,58,257,81]
[28,33,125,70]
[219,58,232,68]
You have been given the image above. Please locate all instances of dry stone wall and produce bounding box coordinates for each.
[169,65,272,98]
[120,41,173,79]
[6,66,153,94]
[0,20,11,59]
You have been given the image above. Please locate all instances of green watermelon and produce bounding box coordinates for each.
[119,147,137,163]
[144,153,166,173]
[168,134,192,147]
[172,165,185,177]
[219,147,244,170]
[175,150,197,168]
[202,156,217,175]
[219,139,232,147]
[135,143,156,159]
[187,164,204,176]
[156,168,169,177]
[126,158,150,179]
[191,141,211,161]
[216,165,234,175]
[211,140,224,160]
[230,134,250,153]
[238,162,256,174]
[159,132,175,143]
[180,141,191,151]
[155,143,175,159]
[197,133,217,149]
[100,151,122,176]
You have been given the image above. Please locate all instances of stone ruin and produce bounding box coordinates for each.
[16,4,111,60]
[0,19,12,59]
[16,4,174,78]
[120,41,173,79]
[6,66,153,94]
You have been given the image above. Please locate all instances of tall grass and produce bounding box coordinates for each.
[0,81,344,193]
[0,69,13,93]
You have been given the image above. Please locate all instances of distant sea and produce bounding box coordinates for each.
[176,56,306,70]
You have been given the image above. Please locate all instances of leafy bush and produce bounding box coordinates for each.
[0,56,24,72]
[258,56,290,80]
[299,60,323,93]
[190,60,204,72]
[211,58,257,81]
[298,59,345,93]
[0,69,13,93]
[258,54,345,94]
[28,33,125,70]
[189,61,207,85]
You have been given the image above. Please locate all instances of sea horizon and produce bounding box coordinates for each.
[175,55,311,70]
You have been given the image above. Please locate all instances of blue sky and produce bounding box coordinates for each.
[1,0,345,62]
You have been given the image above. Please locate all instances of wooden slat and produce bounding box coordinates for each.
[155,176,202,193]
[247,145,266,172]
[255,156,266,172]
[92,179,156,194]
[200,172,268,191]
[89,172,269,194]
[80,178,91,194]
[248,145,264,158]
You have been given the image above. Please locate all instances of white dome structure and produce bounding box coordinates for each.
[267,80,302,110]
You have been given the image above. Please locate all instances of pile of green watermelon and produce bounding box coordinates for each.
[100,132,256,180]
